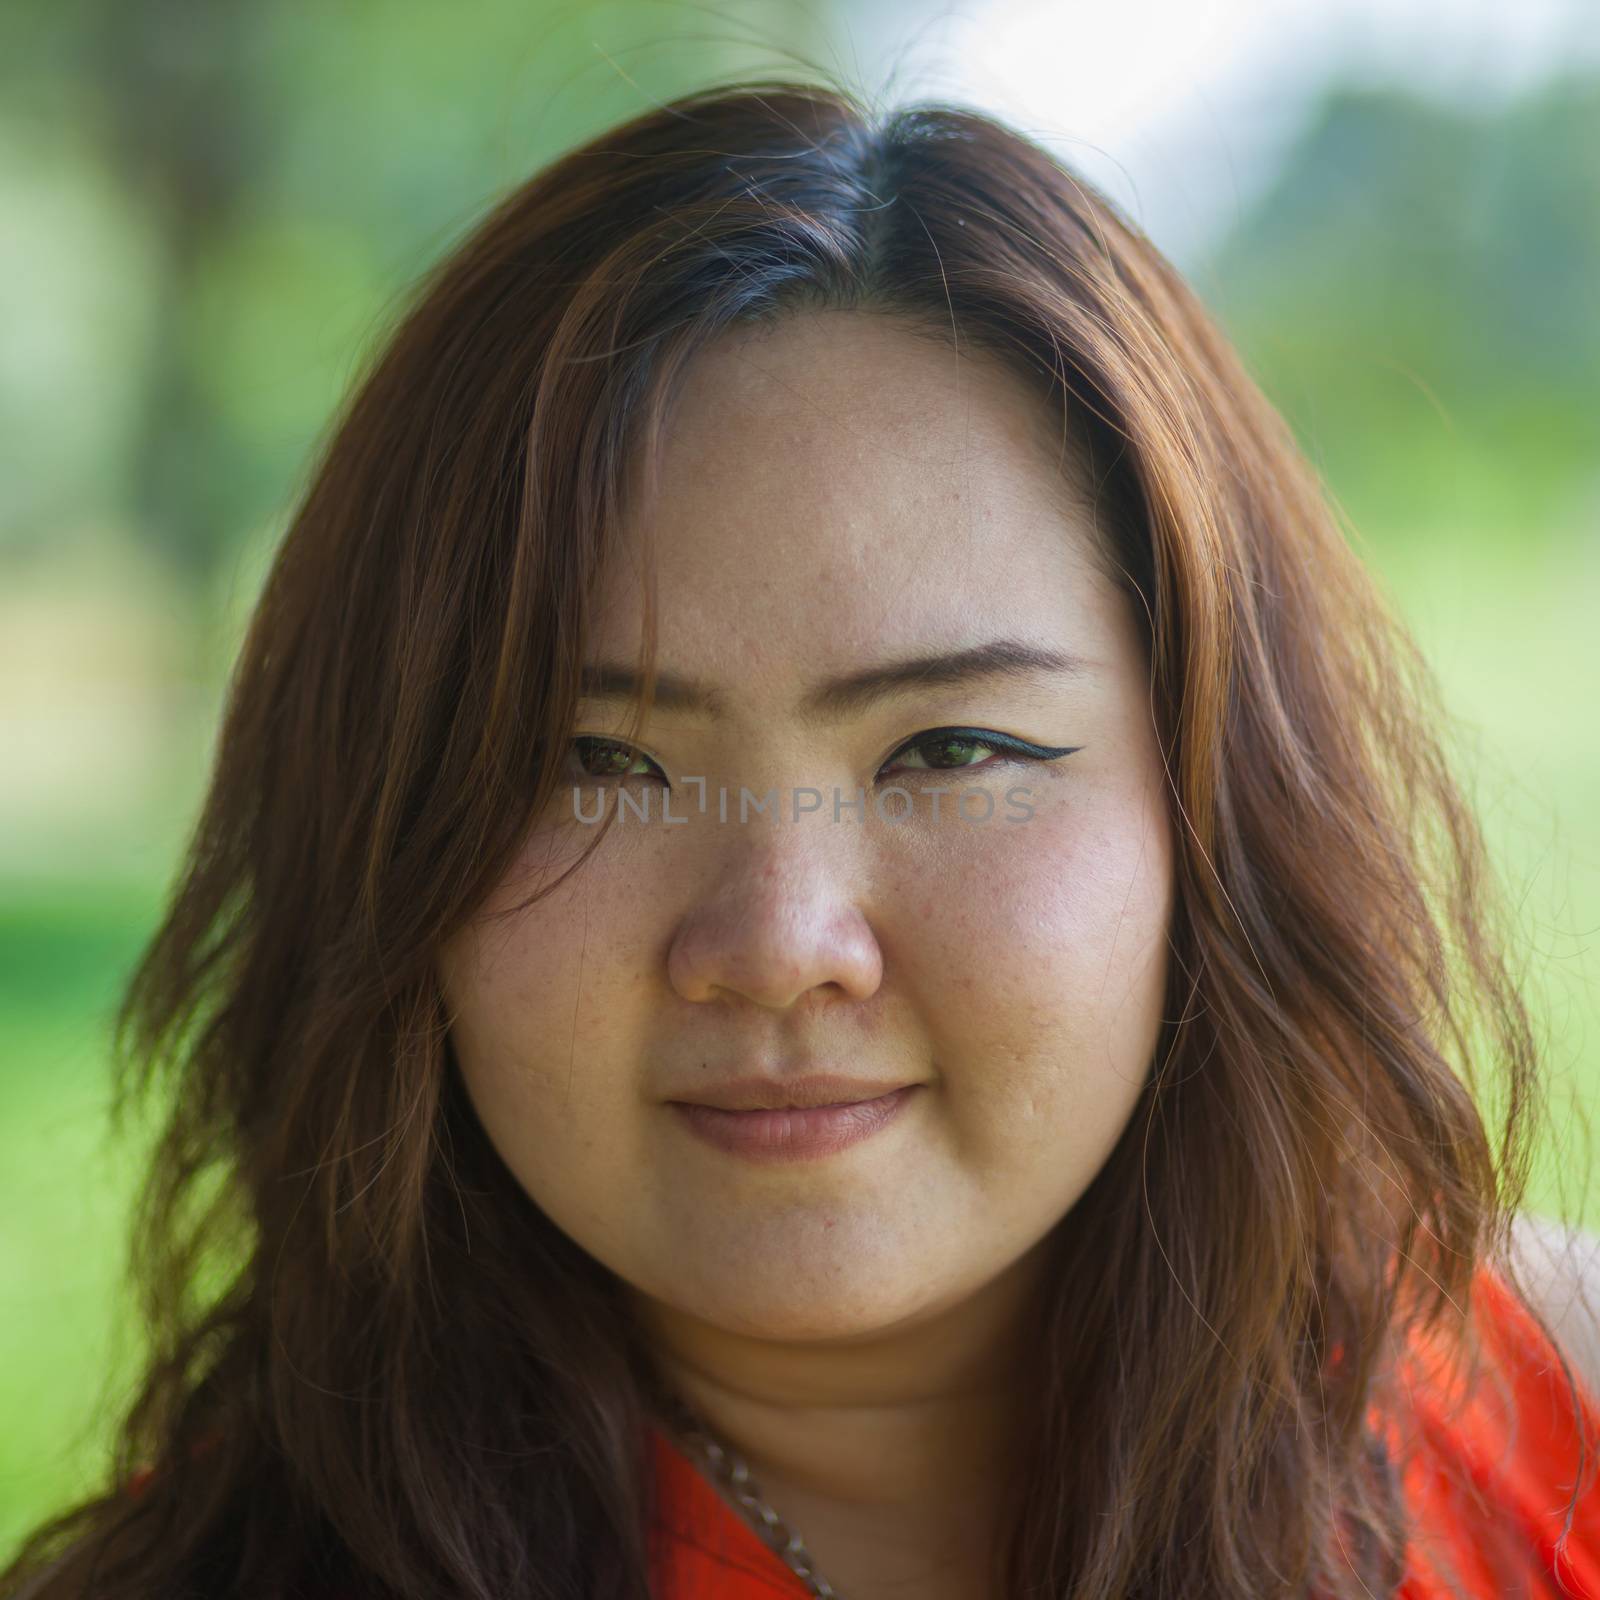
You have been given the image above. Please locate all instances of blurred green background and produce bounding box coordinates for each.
[3,0,1597,1562]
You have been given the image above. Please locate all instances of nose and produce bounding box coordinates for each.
[666,835,884,1009]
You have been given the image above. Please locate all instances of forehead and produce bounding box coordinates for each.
[593,311,1120,678]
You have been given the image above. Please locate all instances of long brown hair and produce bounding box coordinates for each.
[5,74,1592,1600]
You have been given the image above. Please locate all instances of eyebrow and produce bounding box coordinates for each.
[578,639,1092,726]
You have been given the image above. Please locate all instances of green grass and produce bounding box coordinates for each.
[0,885,165,1559]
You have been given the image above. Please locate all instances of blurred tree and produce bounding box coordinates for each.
[0,0,840,589]
[1202,75,1600,546]
[84,0,277,583]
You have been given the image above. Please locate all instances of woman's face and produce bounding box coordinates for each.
[437,311,1174,1349]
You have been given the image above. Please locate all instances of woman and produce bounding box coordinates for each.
[5,77,1597,1600]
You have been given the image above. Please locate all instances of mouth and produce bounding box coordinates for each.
[668,1074,920,1112]
[668,1084,921,1163]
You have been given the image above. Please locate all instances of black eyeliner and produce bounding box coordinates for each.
[881,726,1083,769]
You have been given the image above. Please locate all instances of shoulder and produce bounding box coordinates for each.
[1374,1234,1600,1596]
[1504,1210,1600,1400]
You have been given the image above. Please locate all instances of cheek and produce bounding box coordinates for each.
[436,844,664,1152]
[888,773,1173,1162]
[438,879,667,1255]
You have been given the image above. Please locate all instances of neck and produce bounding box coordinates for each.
[628,1240,1048,1520]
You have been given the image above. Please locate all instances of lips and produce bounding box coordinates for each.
[668,1073,919,1111]
[670,1085,920,1162]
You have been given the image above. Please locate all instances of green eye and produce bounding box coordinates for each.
[878,726,1082,779]
[571,737,666,781]
[893,734,996,770]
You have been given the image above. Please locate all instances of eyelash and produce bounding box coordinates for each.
[568,727,1081,785]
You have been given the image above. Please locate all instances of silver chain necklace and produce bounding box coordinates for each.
[654,1384,847,1598]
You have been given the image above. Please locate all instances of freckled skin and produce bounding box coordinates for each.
[436,311,1175,1571]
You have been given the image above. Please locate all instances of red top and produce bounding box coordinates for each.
[648,1263,1600,1599]
[123,1264,1599,1597]
[1382,1262,1600,1598]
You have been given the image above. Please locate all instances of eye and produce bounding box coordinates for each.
[565,729,1079,786]
[569,736,668,783]
[878,726,1082,779]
